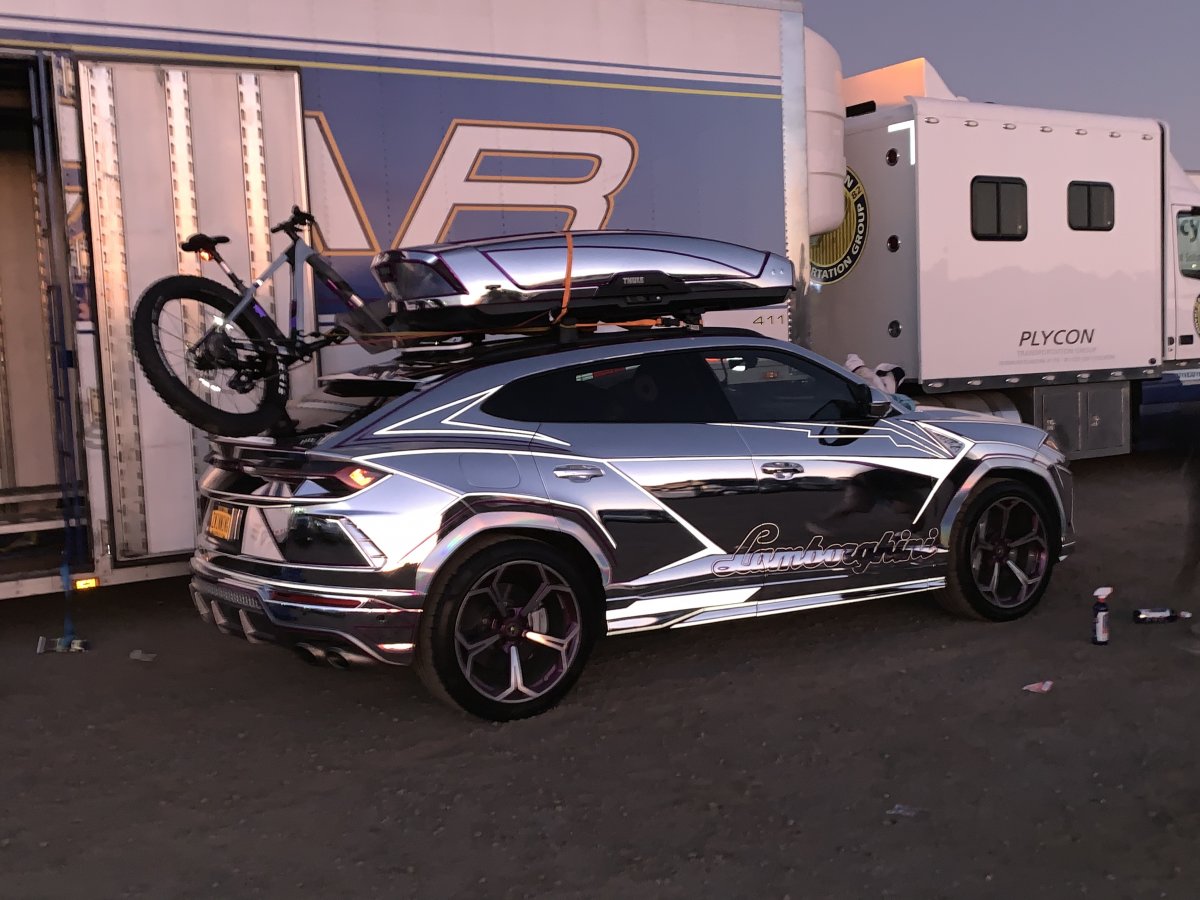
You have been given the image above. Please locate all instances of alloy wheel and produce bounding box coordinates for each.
[453,559,583,703]
[968,495,1050,609]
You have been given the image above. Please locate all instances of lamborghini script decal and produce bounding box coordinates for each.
[712,523,940,577]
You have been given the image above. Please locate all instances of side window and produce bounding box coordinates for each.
[1068,181,1115,231]
[1178,211,1200,279]
[481,351,731,423]
[971,176,1028,241]
[705,350,860,422]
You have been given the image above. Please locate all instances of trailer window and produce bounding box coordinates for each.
[971,176,1027,241]
[1068,181,1115,231]
[1179,212,1200,279]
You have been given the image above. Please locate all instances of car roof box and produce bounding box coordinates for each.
[369,230,795,332]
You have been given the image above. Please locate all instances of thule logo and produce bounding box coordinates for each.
[622,276,645,285]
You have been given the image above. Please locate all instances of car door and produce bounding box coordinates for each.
[703,347,957,609]
[480,348,765,630]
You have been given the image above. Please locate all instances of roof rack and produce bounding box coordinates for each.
[321,319,766,396]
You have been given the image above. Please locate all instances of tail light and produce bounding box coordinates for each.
[337,466,382,490]
[202,453,390,500]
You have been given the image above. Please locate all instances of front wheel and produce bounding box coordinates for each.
[132,275,289,436]
[935,479,1058,621]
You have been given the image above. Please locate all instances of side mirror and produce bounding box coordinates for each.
[851,382,895,419]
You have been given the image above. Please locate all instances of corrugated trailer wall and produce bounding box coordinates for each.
[78,62,308,559]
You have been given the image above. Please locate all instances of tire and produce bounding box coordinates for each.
[934,479,1058,622]
[415,537,599,721]
[131,275,288,436]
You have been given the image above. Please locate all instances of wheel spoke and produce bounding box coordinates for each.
[523,623,579,667]
[988,562,1000,595]
[523,630,569,652]
[1010,533,1045,549]
[497,645,535,700]
[519,579,555,617]
[975,517,994,551]
[999,499,1014,533]
[455,632,500,659]
[466,582,509,615]
[1006,559,1031,587]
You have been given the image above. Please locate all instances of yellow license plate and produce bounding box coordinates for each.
[207,504,238,541]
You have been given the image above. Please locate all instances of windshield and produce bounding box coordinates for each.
[1179,211,1200,279]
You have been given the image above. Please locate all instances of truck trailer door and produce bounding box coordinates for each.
[77,61,308,561]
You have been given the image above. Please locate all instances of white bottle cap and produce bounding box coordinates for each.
[1093,587,1113,600]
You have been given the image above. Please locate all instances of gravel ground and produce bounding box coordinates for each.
[2,451,1199,899]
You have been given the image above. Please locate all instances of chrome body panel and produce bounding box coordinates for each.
[190,333,1074,662]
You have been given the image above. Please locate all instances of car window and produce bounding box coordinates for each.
[705,350,860,422]
[482,351,733,423]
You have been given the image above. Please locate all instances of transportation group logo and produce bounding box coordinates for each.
[810,167,868,285]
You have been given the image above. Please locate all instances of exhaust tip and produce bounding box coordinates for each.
[294,642,326,666]
[325,648,351,670]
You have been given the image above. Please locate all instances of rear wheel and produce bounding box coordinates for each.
[936,480,1057,621]
[416,538,598,721]
[131,275,288,436]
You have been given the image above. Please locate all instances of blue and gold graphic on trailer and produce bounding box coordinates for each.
[811,167,868,285]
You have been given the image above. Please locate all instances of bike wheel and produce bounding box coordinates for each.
[132,275,289,437]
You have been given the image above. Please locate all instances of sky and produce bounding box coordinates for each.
[803,0,1199,169]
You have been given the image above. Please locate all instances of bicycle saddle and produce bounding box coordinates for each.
[180,233,230,254]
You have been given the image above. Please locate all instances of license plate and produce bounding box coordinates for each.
[207,504,240,542]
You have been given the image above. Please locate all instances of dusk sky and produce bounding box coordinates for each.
[805,0,1199,169]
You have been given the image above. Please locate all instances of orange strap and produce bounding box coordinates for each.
[550,229,574,325]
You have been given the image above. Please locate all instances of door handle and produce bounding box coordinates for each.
[553,464,605,482]
[761,461,804,479]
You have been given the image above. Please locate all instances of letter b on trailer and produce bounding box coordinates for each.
[395,120,638,246]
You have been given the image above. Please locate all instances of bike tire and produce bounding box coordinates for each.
[132,275,289,437]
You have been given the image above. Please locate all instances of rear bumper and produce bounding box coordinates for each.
[189,556,421,665]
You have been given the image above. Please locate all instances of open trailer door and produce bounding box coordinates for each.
[77,60,309,562]
[0,54,83,585]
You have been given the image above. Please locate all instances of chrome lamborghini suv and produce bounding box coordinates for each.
[190,328,1074,720]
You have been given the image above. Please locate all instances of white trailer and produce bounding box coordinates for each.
[804,59,1200,458]
[0,0,846,598]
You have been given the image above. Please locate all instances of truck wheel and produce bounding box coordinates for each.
[935,480,1057,621]
[415,538,598,721]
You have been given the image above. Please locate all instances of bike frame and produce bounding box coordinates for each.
[219,237,316,335]
[200,231,366,363]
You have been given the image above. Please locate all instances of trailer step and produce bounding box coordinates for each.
[0,486,64,504]
[0,512,83,535]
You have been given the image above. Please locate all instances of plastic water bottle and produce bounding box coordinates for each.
[1092,587,1111,645]
[1131,608,1193,623]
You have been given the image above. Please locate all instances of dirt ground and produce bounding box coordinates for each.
[3,450,1200,899]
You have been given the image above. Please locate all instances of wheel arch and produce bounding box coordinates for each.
[939,457,1067,553]
[415,513,610,627]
